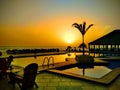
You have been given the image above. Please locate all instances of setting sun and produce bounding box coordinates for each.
[65,34,74,44]
[62,29,77,44]
[67,39,72,44]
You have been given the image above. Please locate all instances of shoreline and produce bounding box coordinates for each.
[0,52,67,58]
[1,51,120,60]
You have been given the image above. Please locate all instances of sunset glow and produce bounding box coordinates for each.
[67,39,72,44]
[63,30,75,44]
[0,0,120,48]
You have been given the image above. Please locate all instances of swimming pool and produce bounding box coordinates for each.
[11,53,75,67]
[59,66,112,79]
[106,60,120,69]
[11,53,120,79]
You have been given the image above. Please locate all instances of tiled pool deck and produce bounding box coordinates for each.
[0,72,120,90]
[0,58,120,90]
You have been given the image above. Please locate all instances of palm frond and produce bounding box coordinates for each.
[86,24,94,32]
[72,23,79,27]
[79,24,83,34]
[72,23,80,30]
[72,23,83,34]
[82,22,86,35]
[79,24,82,30]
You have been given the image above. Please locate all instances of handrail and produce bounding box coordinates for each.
[42,57,49,66]
[48,56,54,66]
[42,56,54,66]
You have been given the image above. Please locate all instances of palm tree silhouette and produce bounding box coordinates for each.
[72,21,93,55]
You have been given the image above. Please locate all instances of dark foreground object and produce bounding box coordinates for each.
[9,63,38,90]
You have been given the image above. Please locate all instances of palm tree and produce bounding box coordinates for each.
[72,21,93,55]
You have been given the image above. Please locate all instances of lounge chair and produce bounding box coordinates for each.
[9,63,39,90]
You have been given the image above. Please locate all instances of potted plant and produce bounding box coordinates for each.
[75,55,94,63]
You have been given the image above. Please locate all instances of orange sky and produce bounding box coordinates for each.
[0,0,120,48]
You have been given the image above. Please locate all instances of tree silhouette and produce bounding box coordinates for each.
[72,21,93,55]
[66,46,72,52]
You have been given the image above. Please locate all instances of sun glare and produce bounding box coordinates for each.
[64,31,75,44]
[67,39,72,43]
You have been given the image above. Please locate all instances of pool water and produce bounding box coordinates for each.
[11,53,74,67]
[106,60,120,69]
[61,66,112,79]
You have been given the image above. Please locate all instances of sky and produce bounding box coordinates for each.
[0,0,120,48]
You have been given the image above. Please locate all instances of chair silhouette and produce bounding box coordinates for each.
[6,55,13,70]
[0,56,13,79]
[0,58,7,79]
[9,63,39,90]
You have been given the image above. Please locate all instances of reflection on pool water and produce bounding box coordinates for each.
[61,66,112,79]
[11,53,88,67]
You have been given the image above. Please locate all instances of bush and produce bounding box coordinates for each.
[75,55,94,63]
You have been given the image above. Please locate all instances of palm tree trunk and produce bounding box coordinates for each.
[82,35,85,55]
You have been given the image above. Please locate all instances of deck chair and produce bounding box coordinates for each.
[9,63,38,90]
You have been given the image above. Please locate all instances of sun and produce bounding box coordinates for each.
[67,39,72,43]
[60,29,79,45]
[64,33,75,44]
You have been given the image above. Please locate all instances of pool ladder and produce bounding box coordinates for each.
[42,56,54,66]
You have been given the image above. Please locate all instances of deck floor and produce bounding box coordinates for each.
[0,71,120,90]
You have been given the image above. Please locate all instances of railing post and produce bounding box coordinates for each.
[42,56,54,66]
[49,56,54,66]
[42,57,49,66]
